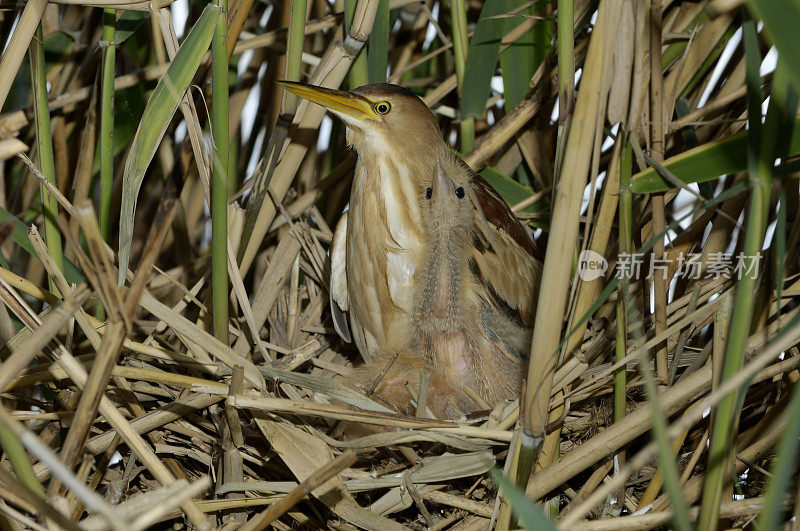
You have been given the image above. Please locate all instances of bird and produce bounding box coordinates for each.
[342,161,534,421]
[277,81,542,385]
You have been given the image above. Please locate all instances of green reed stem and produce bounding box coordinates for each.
[211,0,230,342]
[30,24,63,293]
[450,0,474,151]
[284,0,308,112]
[99,10,116,244]
[615,136,631,426]
[97,8,116,322]
[554,0,573,178]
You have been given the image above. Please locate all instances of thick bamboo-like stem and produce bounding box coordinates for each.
[557,0,574,119]
[522,0,621,476]
[212,0,230,342]
[344,0,369,88]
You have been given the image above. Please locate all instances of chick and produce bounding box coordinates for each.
[341,162,528,424]
[413,161,526,416]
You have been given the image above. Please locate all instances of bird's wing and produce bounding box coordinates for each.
[469,174,542,328]
[469,173,543,261]
[330,212,352,342]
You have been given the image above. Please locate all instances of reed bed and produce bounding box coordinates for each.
[0,0,799,528]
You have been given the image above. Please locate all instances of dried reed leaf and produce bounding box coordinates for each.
[253,415,406,530]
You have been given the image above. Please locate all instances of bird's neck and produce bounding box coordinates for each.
[350,148,427,250]
[349,129,449,201]
[423,230,472,316]
[426,242,459,319]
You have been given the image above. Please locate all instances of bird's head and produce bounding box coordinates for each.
[277,81,445,160]
[422,161,474,237]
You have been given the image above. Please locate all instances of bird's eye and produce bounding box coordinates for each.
[374,101,392,115]
[426,187,432,199]
[455,187,465,198]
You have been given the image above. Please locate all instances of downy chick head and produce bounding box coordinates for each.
[422,161,475,239]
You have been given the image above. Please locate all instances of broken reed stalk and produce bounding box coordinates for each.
[0,266,211,526]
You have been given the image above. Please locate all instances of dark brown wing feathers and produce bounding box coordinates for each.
[469,174,541,261]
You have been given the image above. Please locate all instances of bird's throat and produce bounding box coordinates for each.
[431,259,450,318]
[352,153,425,244]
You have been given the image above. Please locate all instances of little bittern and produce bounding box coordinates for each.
[344,162,533,421]
[278,81,541,370]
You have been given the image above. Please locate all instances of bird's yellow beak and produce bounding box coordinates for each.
[277,81,379,122]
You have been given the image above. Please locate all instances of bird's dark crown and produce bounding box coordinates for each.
[351,83,421,100]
